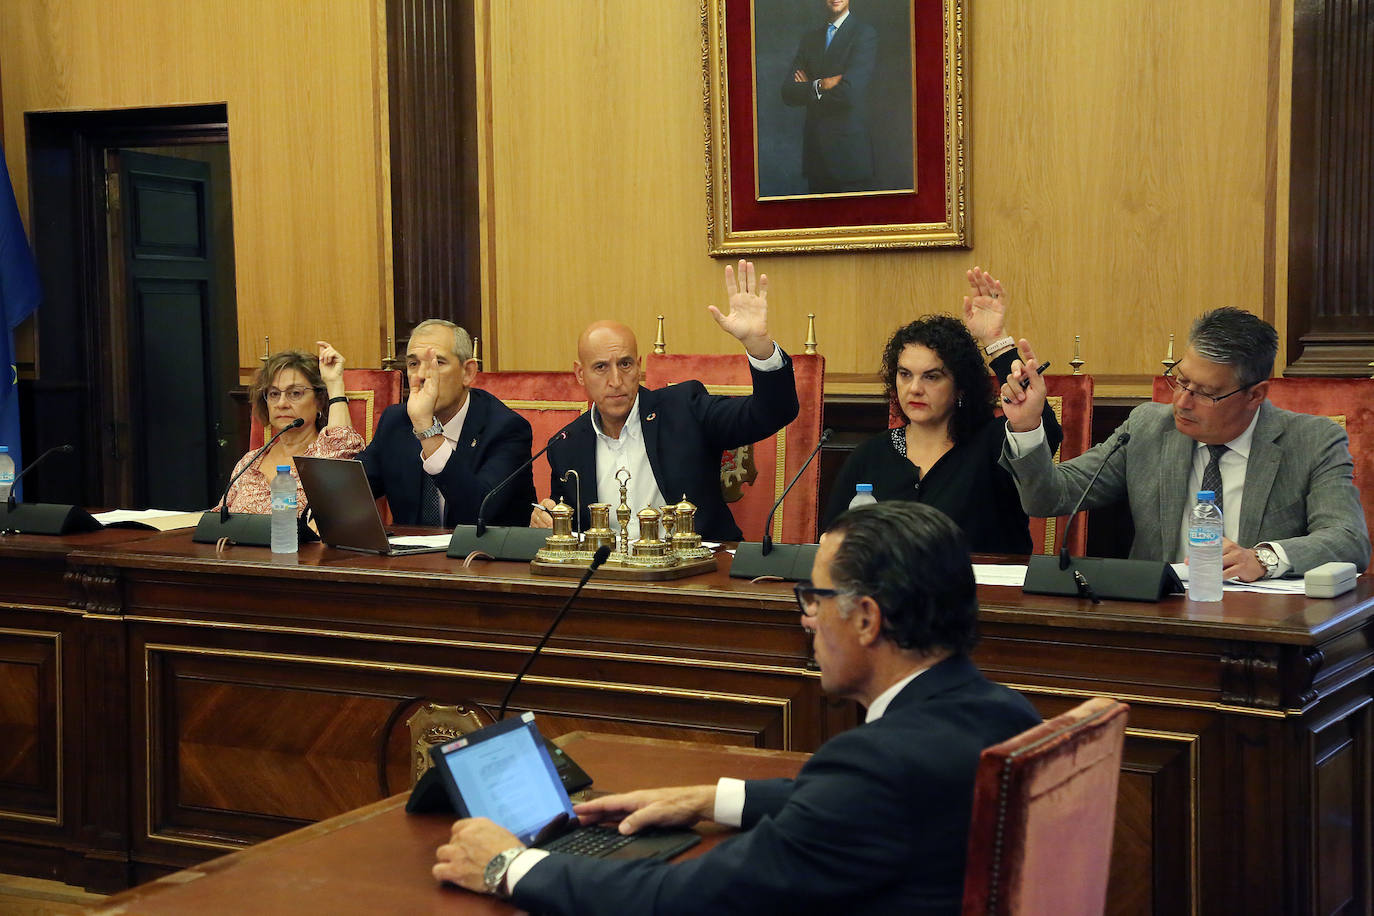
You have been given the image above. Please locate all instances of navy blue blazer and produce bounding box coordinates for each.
[512,655,1041,915]
[357,388,535,527]
[545,354,799,542]
[779,15,879,186]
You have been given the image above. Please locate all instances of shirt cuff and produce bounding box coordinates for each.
[812,78,822,100]
[746,343,785,372]
[420,437,455,474]
[1004,422,1047,457]
[1258,541,1293,578]
[504,848,550,895]
[712,777,746,827]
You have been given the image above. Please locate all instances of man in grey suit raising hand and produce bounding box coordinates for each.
[997,308,1369,581]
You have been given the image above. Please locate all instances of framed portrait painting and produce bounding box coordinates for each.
[703,0,967,254]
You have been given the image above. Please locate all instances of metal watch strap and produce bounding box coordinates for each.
[1255,544,1280,578]
[413,418,444,440]
[483,847,524,898]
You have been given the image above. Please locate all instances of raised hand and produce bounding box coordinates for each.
[316,340,346,388]
[961,266,1007,348]
[406,346,441,429]
[573,785,716,836]
[998,338,1046,432]
[710,260,774,359]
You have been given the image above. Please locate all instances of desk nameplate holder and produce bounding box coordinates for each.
[1022,555,1183,602]
[0,503,102,536]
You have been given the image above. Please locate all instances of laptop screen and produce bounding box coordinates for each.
[430,713,574,844]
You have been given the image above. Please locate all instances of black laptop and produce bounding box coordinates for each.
[295,456,448,556]
[429,712,701,860]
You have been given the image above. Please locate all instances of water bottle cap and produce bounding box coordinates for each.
[277,465,291,473]
[855,483,873,493]
[1197,490,1215,500]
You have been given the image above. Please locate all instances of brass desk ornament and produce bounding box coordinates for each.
[530,491,716,581]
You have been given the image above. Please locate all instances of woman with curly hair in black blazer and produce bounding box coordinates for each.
[823,268,1061,553]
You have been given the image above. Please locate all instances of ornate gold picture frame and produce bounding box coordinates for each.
[703,0,968,254]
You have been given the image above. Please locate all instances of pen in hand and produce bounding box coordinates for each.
[532,502,552,515]
[1019,360,1051,390]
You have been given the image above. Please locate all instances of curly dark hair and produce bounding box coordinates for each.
[880,315,993,444]
[248,350,328,430]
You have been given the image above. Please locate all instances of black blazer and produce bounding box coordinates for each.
[357,388,535,527]
[512,655,1042,915]
[545,354,800,542]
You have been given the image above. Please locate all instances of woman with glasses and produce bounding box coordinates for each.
[219,342,364,514]
[821,268,1060,553]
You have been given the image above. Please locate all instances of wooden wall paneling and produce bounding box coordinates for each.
[1286,0,1374,376]
[386,0,482,350]
[0,0,392,371]
[480,0,1281,395]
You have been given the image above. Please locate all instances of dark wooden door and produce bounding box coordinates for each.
[112,150,222,510]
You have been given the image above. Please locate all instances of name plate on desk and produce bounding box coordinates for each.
[0,503,102,535]
[730,542,819,581]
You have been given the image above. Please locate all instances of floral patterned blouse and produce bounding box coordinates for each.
[220,425,364,515]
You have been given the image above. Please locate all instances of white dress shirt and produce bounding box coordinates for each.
[417,393,473,525]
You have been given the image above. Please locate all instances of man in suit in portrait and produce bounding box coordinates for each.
[998,308,1370,579]
[779,0,879,193]
[358,319,534,527]
[434,501,1042,914]
[528,260,799,543]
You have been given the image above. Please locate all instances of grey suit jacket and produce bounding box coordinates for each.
[999,401,1370,573]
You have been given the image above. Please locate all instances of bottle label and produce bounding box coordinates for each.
[271,493,298,511]
[1188,526,1221,545]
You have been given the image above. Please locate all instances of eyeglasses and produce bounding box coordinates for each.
[264,386,314,404]
[1162,365,1255,407]
[793,581,851,617]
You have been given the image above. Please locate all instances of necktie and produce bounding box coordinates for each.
[826,23,836,49]
[419,474,443,527]
[1200,444,1227,514]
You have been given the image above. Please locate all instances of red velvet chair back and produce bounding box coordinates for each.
[1153,376,1374,571]
[644,353,825,543]
[249,368,403,448]
[962,697,1129,916]
[472,371,590,502]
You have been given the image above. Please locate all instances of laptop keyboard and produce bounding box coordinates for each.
[541,825,636,858]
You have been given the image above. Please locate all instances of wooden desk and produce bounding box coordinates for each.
[2,529,1371,914]
[89,733,810,915]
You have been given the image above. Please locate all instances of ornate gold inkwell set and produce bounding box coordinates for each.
[530,468,719,580]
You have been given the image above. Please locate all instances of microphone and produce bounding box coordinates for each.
[217,418,305,522]
[1057,432,1130,570]
[6,444,74,510]
[497,545,611,720]
[476,428,569,536]
[762,428,832,556]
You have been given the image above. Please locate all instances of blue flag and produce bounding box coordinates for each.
[0,140,42,498]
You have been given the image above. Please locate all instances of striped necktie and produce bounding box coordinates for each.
[1200,444,1227,514]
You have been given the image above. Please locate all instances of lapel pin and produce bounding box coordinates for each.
[470,438,478,447]
[645,412,657,422]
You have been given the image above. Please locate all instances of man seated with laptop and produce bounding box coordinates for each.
[357,319,535,528]
[431,502,1041,914]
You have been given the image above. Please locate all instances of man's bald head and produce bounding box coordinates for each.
[574,321,643,437]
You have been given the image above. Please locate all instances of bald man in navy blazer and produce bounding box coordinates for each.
[780,0,879,193]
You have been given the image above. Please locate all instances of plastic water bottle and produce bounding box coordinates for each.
[0,447,13,503]
[848,483,878,510]
[270,466,298,554]
[1187,490,1224,602]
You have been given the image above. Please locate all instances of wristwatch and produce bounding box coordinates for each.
[413,418,444,441]
[483,847,525,898]
[1254,544,1281,579]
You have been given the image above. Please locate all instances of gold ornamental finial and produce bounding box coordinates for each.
[804,313,818,355]
[653,315,666,355]
[1161,333,1179,372]
[1069,334,1085,375]
[381,335,404,371]
[259,335,270,363]
[473,336,482,368]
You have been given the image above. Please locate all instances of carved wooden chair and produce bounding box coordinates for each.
[472,371,590,503]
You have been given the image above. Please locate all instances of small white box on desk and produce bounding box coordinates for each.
[1303,561,1358,598]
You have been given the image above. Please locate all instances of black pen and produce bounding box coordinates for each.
[1019,360,1051,390]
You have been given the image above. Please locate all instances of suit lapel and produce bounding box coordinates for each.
[1239,402,1282,546]
[637,387,670,499]
[1158,426,1194,559]
[455,390,489,464]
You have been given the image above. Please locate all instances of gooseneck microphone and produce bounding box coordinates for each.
[6,444,74,510]
[761,428,833,556]
[497,544,612,720]
[216,418,304,522]
[476,429,570,536]
[1057,432,1131,570]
